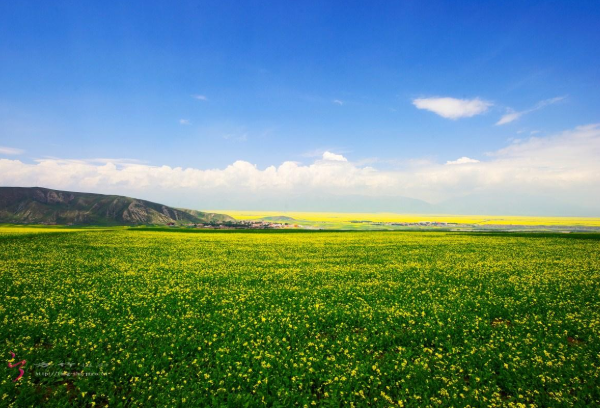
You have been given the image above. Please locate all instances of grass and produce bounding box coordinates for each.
[1,227,599,406]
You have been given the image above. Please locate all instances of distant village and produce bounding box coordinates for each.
[166,219,458,230]
[165,219,600,232]
[165,219,457,230]
[166,220,294,229]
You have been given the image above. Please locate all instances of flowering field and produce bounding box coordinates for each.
[2,228,600,406]
[217,211,600,227]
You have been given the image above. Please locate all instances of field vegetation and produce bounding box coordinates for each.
[219,211,600,228]
[1,227,599,406]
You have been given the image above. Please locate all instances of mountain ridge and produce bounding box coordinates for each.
[0,187,234,225]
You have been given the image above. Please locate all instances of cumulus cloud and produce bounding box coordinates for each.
[0,146,24,155]
[496,96,565,125]
[322,151,348,162]
[1,124,599,211]
[412,97,492,119]
[446,157,480,165]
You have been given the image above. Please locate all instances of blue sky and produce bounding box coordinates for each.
[1,1,600,214]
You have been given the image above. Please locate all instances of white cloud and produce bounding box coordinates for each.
[1,124,599,211]
[322,151,348,162]
[496,109,522,125]
[0,146,24,155]
[412,97,492,119]
[192,94,208,101]
[333,99,344,105]
[179,119,190,125]
[537,96,565,108]
[496,96,565,125]
[446,157,480,165]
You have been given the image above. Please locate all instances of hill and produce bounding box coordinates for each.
[260,216,296,221]
[0,187,234,225]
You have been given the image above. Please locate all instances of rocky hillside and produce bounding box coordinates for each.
[0,187,234,225]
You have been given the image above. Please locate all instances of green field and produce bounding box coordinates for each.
[2,228,600,406]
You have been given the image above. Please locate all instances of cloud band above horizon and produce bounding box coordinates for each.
[1,125,599,213]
